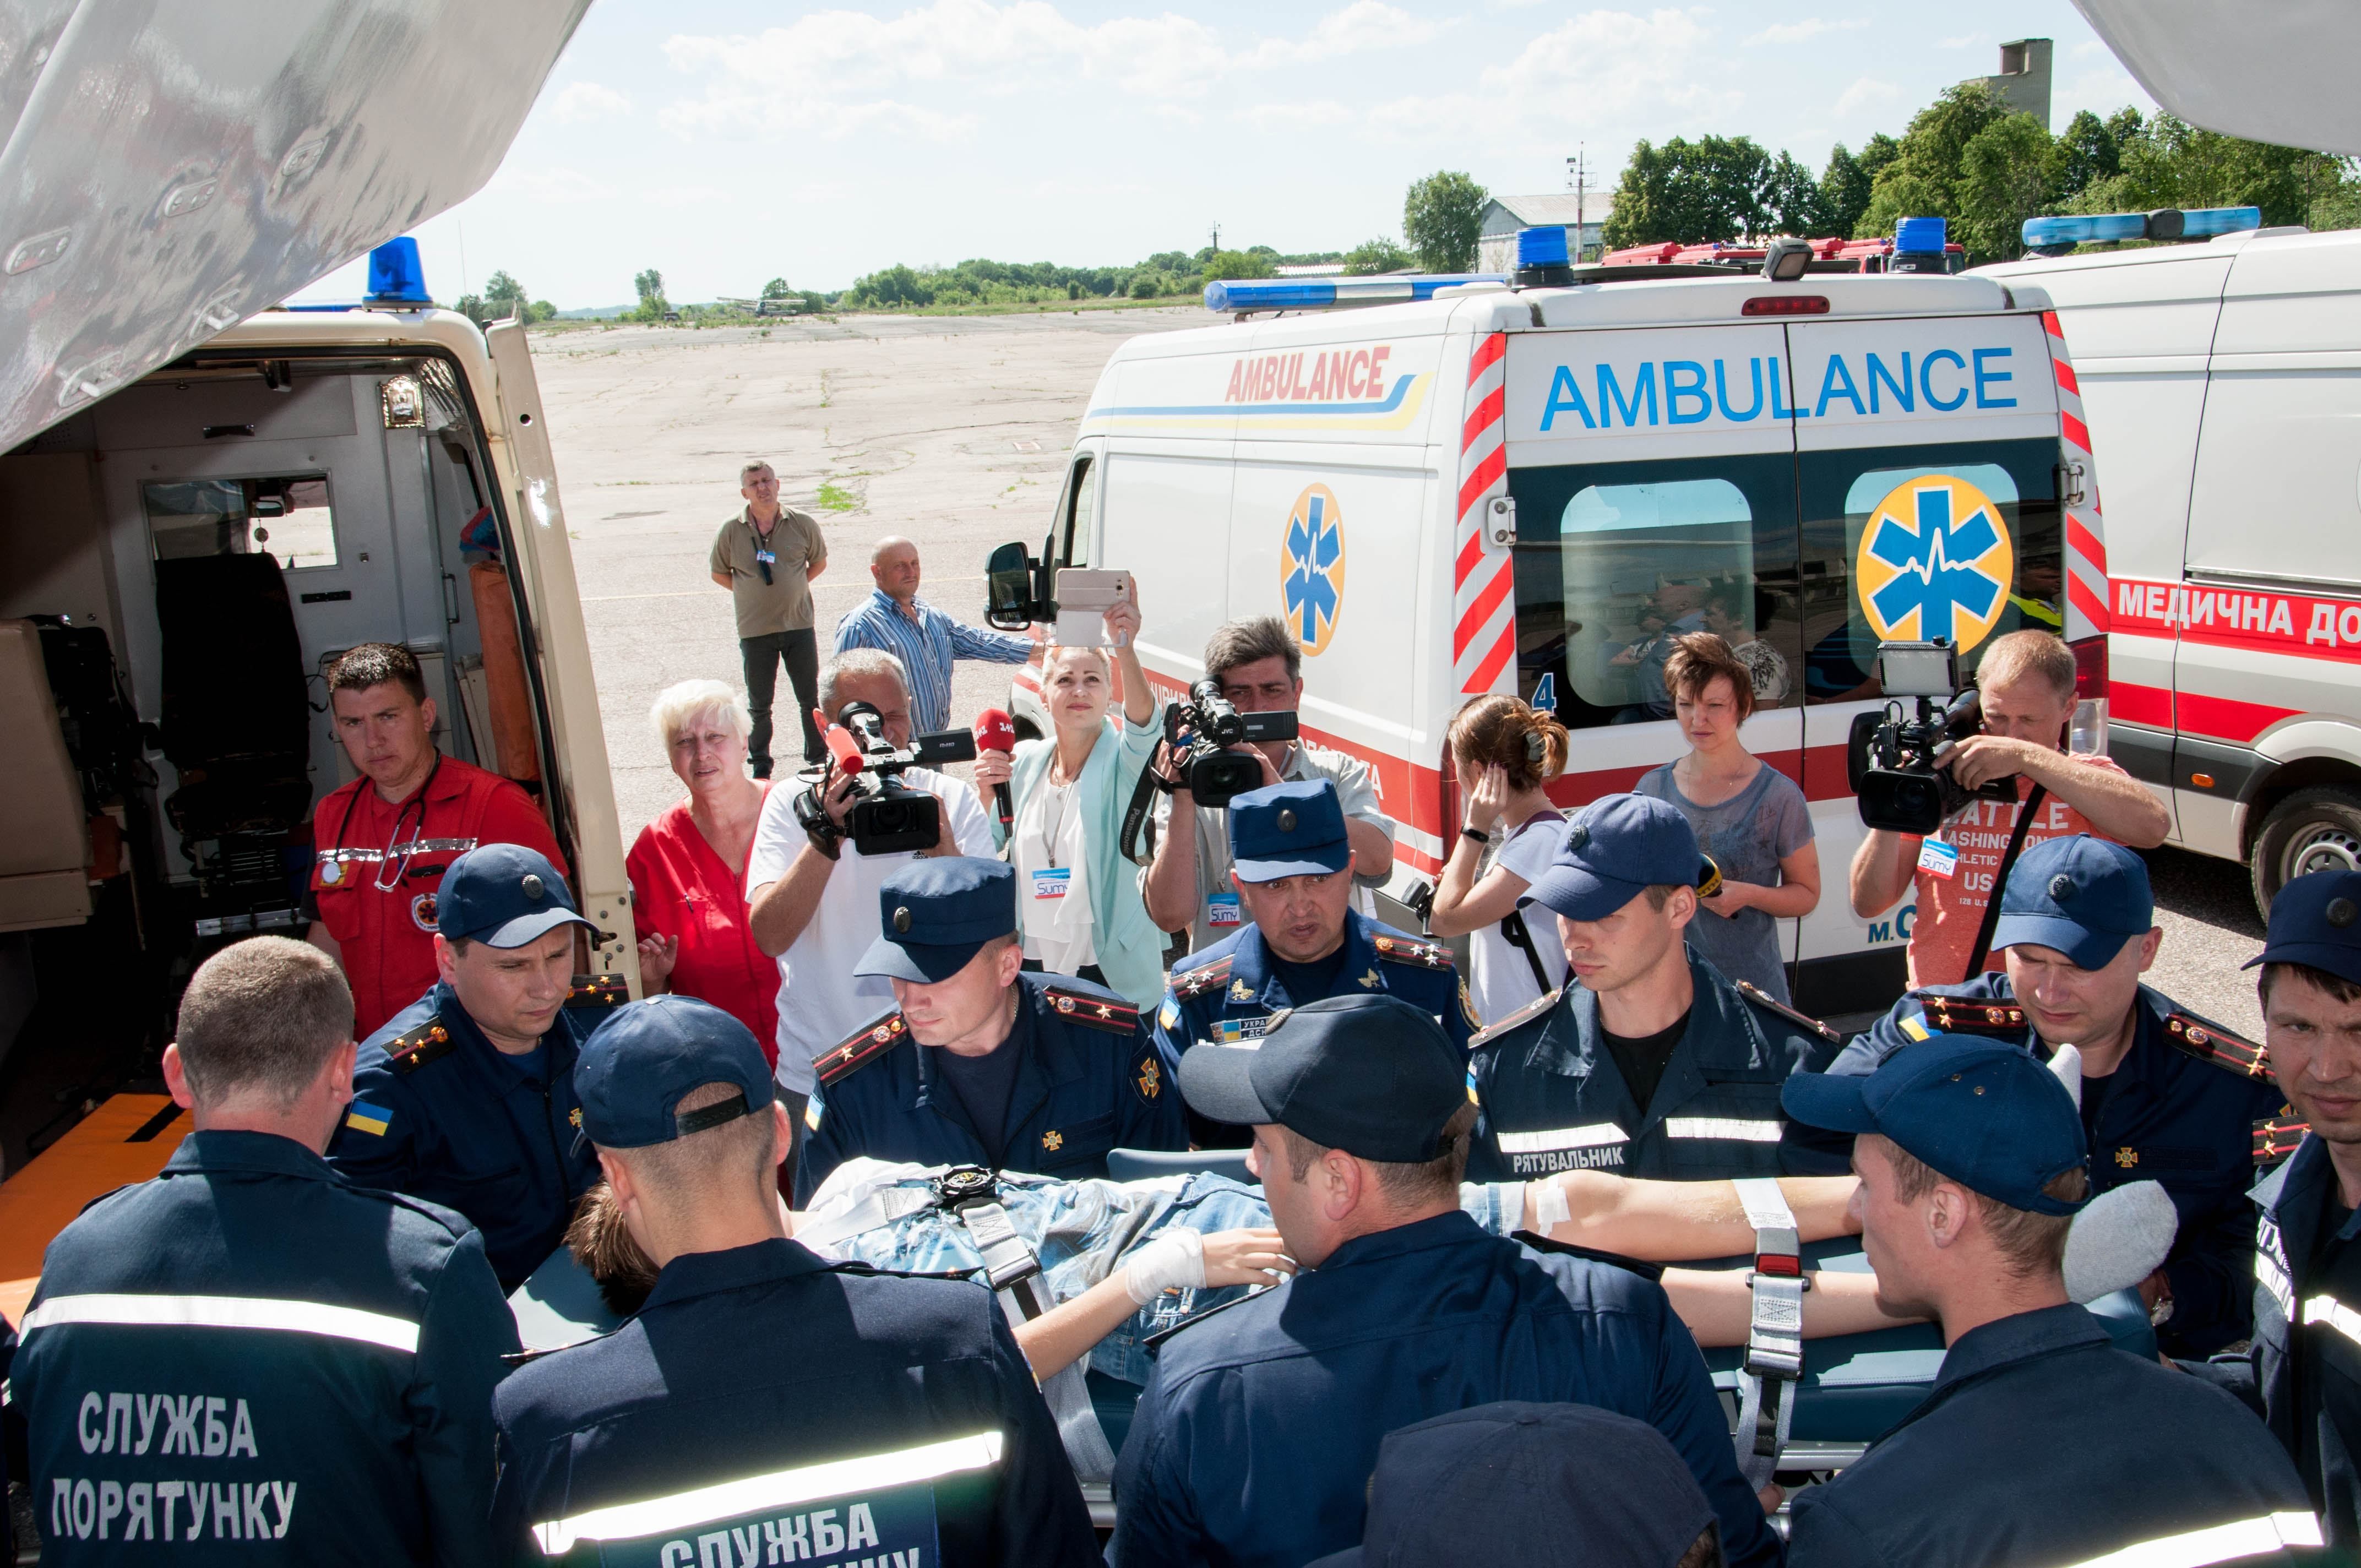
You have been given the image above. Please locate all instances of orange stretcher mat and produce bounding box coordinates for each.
[0,1095,191,1324]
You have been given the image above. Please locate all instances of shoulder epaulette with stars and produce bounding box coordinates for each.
[2161,1010,2271,1080]
[814,1012,909,1088]
[2254,1113,2310,1168]
[565,973,630,1011]
[1734,979,1843,1044]
[1171,956,1234,1001]
[1914,993,2028,1038]
[1469,986,1564,1051]
[1044,987,1140,1035]
[385,1014,459,1075]
[1373,934,1455,972]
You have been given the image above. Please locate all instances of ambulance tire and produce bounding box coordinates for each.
[2251,785,2361,921]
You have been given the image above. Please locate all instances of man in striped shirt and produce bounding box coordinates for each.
[831,536,1035,735]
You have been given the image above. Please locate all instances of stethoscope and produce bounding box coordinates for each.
[322,752,445,892]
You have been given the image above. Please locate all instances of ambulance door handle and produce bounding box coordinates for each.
[2058,460,2088,509]
[1485,496,1516,549]
[442,571,463,627]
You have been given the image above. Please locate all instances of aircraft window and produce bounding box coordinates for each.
[145,475,336,570]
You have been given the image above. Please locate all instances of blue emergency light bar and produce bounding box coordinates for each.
[2021,206,2261,254]
[1205,273,1506,313]
[364,238,432,306]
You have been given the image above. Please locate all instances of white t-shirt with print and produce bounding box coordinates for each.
[745,766,994,1095]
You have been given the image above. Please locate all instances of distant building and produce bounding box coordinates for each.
[1477,193,1615,274]
[1971,37,2053,127]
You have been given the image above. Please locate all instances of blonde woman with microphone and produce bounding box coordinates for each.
[971,586,1167,1007]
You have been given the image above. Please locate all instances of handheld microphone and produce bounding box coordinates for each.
[819,710,865,777]
[974,707,1016,831]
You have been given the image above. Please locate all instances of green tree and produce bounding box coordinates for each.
[1403,170,1489,271]
[2091,113,2345,227]
[1201,249,1275,282]
[1342,236,1413,274]
[453,292,486,324]
[1858,83,2013,246]
[2047,110,2124,206]
[529,300,556,324]
[1957,112,2057,262]
[483,270,527,319]
[1818,137,1895,240]
[761,277,793,300]
[1764,150,1829,236]
[629,267,670,323]
[1600,135,1774,248]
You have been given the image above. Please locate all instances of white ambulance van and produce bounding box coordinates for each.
[1982,218,2361,916]
[1003,259,2109,1013]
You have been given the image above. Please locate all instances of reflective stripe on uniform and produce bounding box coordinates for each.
[2256,1251,2295,1318]
[1664,1117,1783,1142]
[2304,1294,2361,1349]
[2057,1510,2321,1567]
[20,1293,420,1353]
[532,1430,1004,1555]
[1495,1123,1627,1155]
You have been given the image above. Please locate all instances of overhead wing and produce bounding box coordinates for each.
[2071,0,2361,156]
[0,0,591,455]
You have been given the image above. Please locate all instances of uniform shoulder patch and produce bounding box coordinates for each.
[1914,993,2029,1038]
[2254,1113,2309,1169]
[1171,956,1234,1001]
[1043,987,1141,1034]
[1469,986,1563,1052]
[1372,933,1455,972]
[814,1011,910,1088]
[565,973,629,1011]
[384,1015,459,1074]
[2161,1010,2271,1080]
[1734,979,1842,1044]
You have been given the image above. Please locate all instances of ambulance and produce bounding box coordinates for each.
[997,247,2110,1014]
[1981,216,2361,916]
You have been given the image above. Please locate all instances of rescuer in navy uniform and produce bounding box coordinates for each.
[1155,779,1474,1146]
[12,937,518,1566]
[1110,993,1778,1568]
[2186,868,2361,1552]
[1805,835,2288,1358]
[796,856,1185,1202]
[1781,1035,2314,1567]
[328,842,610,1289]
[490,995,1098,1566]
[1463,793,1839,1184]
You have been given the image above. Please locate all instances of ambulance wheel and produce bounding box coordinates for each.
[2252,786,2361,921]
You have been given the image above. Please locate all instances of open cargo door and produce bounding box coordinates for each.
[2072,0,2361,156]
[0,0,592,457]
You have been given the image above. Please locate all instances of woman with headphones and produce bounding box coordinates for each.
[1426,694,1573,1028]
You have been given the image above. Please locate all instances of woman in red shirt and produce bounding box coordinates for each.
[625,680,779,1064]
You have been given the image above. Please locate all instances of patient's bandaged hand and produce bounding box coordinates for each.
[2064,1179,2178,1304]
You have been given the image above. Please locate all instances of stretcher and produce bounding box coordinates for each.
[0,1094,192,1324]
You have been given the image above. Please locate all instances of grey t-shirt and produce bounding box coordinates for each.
[1634,761,1814,1003]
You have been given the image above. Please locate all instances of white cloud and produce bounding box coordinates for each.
[1938,33,1981,49]
[1744,18,1867,46]
[551,81,632,123]
[639,185,730,209]
[488,167,616,203]
[1237,2,1442,69]
[1245,100,1355,132]
[1834,77,1902,117]
[1487,9,1737,118]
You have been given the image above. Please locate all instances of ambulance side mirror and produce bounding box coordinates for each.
[984,541,1041,630]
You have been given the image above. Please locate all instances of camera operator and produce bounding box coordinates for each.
[1142,616,1396,951]
[1846,630,2167,988]
[747,650,993,1133]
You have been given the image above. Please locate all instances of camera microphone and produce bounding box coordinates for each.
[974,707,1016,831]
[819,710,866,778]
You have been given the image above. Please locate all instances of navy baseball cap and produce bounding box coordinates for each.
[1228,780,1352,883]
[2244,868,2361,987]
[1520,793,1710,922]
[1305,1402,1714,1568]
[435,844,596,948]
[1990,835,2153,970]
[1176,994,1464,1163]
[1782,1036,2090,1215]
[855,857,1018,984]
[574,996,777,1151]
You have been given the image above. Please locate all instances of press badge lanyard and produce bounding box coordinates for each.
[323,752,445,891]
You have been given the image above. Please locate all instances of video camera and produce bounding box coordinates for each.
[1846,640,2015,836]
[1163,679,1299,808]
[801,700,978,854]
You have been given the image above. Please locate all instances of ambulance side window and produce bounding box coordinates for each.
[1796,439,2062,704]
[144,475,338,570]
[1507,454,1802,730]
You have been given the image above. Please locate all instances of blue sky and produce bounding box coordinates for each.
[294,0,2155,308]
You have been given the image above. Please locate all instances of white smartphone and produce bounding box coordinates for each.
[1054,569,1133,647]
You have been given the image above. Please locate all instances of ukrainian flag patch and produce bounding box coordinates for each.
[345,1101,393,1137]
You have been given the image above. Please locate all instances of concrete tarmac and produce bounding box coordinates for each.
[535,310,2272,1038]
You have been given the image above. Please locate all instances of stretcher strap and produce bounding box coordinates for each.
[949,1199,1119,1485]
[1730,1178,1803,1490]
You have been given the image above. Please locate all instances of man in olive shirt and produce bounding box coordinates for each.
[710,459,829,777]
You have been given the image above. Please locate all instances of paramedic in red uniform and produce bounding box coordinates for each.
[1846,630,2169,989]
[306,643,568,1037]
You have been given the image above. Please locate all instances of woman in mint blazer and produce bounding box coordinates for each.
[971,589,1167,1008]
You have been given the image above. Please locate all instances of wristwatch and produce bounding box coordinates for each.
[1460,826,1493,848]
[792,785,846,861]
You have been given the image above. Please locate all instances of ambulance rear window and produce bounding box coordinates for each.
[144,475,338,570]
